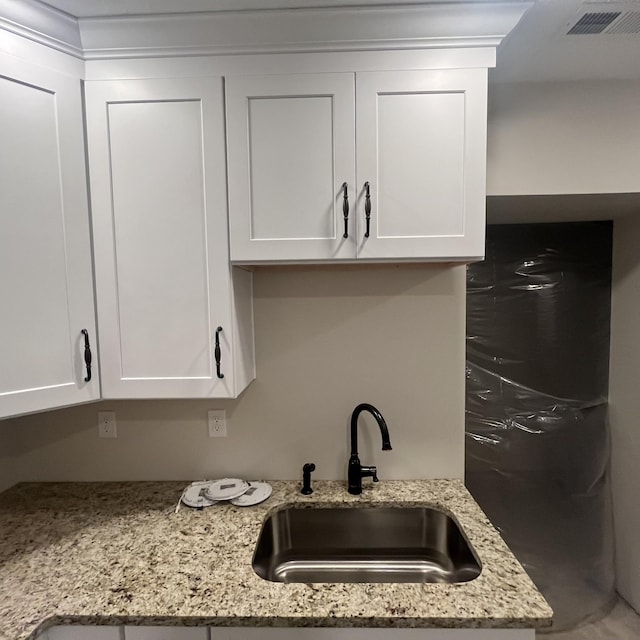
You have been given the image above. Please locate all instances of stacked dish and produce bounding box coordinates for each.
[179,478,272,510]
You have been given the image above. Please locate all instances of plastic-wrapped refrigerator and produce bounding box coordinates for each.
[465,221,615,631]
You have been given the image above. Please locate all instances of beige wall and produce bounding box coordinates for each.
[1,265,466,485]
[485,78,640,610]
[610,215,640,612]
[487,80,640,197]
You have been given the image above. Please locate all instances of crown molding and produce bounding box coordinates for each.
[1,2,532,60]
[79,3,531,59]
[0,0,82,58]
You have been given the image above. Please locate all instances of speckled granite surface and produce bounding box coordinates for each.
[0,480,552,639]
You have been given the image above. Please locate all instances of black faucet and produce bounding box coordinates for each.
[348,403,392,495]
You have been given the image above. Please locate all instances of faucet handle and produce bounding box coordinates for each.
[360,465,378,483]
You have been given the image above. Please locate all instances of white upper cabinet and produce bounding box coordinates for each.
[226,73,356,262]
[85,78,255,399]
[226,68,487,264]
[355,69,487,261]
[0,50,100,419]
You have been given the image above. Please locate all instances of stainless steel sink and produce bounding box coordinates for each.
[252,506,481,583]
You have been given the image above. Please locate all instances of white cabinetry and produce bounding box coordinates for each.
[215,628,534,639]
[40,627,534,640]
[125,627,208,640]
[355,69,487,261]
[227,73,355,262]
[85,78,255,399]
[226,69,487,264]
[44,626,121,640]
[0,49,100,419]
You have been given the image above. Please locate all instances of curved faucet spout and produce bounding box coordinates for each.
[350,403,392,455]
[348,403,392,495]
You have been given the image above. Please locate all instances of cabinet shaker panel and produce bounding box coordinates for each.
[248,95,335,241]
[1,78,72,390]
[376,91,465,237]
[107,99,211,379]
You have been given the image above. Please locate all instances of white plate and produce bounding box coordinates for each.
[180,481,220,509]
[230,481,273,506]
[204,478,250,501]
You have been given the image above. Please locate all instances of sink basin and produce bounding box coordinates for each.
[252,506,481,583]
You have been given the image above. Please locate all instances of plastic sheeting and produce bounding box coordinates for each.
[465,222,615,631]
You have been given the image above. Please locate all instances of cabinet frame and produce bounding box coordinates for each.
[85,77,254,399]
[226,72,357,262]
[0,50,100,418]
[226,67,487,264]
[355,68,487,261]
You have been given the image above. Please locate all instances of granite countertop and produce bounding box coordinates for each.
[0,480,552,639]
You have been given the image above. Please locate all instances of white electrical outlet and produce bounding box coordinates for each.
[208,410,227,437]
[98,411,117,438]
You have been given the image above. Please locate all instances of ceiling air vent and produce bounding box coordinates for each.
[566,3,640,35]
[568,11,621,34]
[606,11,640,33]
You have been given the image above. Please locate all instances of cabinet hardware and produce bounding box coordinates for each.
[364,182,371,238]
[81,329,92,382]
[215,326,224,379]
[342,182,349,239]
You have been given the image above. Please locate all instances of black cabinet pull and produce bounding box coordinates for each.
[214,326,224,379]
[81,329,92,382]
[364,181,371,238]
[342,182,349,239]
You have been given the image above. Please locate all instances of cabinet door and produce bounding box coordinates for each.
[125,627,208,640]
[226,73,356,262]
[85,78,254,398]
[0,51,100,418]
[356,69,487,261]
[46,626,122,640]
[215,629,535,639]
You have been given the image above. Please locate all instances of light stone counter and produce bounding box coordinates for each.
[0,480,552,640]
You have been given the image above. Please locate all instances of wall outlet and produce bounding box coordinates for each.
[98,411,117,438]
[208,410,227,437]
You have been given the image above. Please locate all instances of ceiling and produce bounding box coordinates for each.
[37,0,640,83]
[36,0,528,15]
